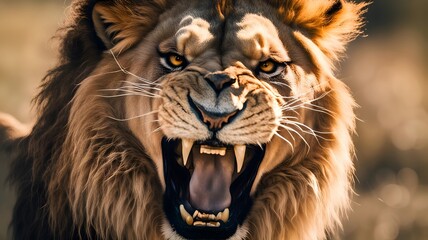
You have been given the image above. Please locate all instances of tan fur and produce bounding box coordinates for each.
[6,0,365,239]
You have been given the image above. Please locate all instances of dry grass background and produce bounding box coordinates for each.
[0,1,427,239]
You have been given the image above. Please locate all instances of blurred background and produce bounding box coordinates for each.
[0,0,427,239]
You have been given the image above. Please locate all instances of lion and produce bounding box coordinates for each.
[0,0,366,239]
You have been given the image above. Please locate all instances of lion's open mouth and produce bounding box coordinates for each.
[162,138,265,239]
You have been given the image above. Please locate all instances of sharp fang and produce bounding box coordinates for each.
[234,145,246,173]
[221,208,229,223]
[179,204,193,225]
[182,139,194,167]
[185,216,193,225]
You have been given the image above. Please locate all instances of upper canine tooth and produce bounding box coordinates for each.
[234,145,246,173]
[182,139,194,167]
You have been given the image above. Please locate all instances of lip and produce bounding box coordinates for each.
[162,138,265,239]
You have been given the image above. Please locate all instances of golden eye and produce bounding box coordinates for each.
[168,53,185,67]
[259,60,277,73]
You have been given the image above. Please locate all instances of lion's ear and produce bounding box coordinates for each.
[313,0,368,61]
[273,0,367,63]
[92,2,143,52]
[92,3,114,49]
[92,1,170,53]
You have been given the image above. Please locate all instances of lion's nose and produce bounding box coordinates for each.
[194,104,238,131]
[204,72,236,93]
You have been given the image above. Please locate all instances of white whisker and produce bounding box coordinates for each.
[107,110,159,122]
[109,50,160,86]
[151,126,163,134]
[278,124,310,153]
[274,132,294,153]
[98,87,160,98]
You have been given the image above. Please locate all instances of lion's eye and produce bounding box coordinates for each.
[259,60,276,73]
[257,59,286,78]
[168,54,184,67]
[160,52,187,71]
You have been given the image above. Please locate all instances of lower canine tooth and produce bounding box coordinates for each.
[221,208,229,223]
[179,205,193,225]
[185,216,193,225]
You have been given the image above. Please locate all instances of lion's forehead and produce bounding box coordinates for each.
[162,6,290,69]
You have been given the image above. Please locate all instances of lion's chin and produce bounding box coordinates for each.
[161,138,265,239]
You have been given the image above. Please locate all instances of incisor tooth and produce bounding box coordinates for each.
[219,149,226,156]
[193,221,207,227]
[234,145,246,173]
[182,139,194,166]
[207,222,221,227]
[200,145,227,156]
[216,212,222,220]
[193,210,199,219]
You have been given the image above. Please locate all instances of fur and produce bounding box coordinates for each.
[1,0,366,239]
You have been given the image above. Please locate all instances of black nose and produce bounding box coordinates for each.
[204,72,236,93]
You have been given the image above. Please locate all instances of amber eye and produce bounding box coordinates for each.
[160,52,187,71]
[259,60,277,73]
[168,54,185,67]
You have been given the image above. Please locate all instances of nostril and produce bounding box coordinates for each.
[200,110,238,130]
[204,72,236,92]
[192,102,238,131]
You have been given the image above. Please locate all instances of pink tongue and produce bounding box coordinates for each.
[189,147,234,212]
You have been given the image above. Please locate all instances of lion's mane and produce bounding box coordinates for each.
[5,0,366,239]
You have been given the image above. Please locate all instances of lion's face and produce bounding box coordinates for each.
[110,3,318,238]
[63,0,365,239]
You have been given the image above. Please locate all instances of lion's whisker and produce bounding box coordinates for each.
[274,132,294,153]
[117,87,161,97]
[278,124,310,153]
[120,80,161,89]
[109,50,158,86]
[151,126,163,134]
[107,110,159,122]
[270,81,292,89]
[99,88,161,98]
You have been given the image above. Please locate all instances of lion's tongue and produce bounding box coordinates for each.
[189,148,234,212]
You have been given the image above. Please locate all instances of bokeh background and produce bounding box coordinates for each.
[0,0,427,239]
